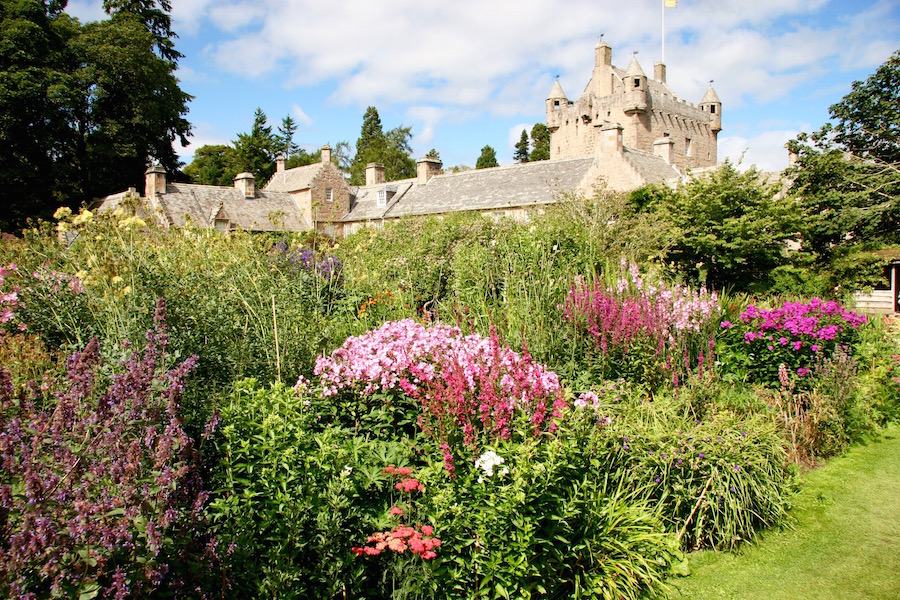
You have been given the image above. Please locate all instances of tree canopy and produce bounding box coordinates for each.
[787,49,900,267]
[476,145,499,169]
[514,130,530,163]
[647,162,799,293]
[349,107,416,185]
[0,0,190,232]
[530,123,550,161]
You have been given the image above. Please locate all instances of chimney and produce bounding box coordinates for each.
[417,157,442,185]
[365,162,386,186]
[234,172,255,198]
[321,144,332,164]
[144,165,166,199]
[599,123,624,156]
[788,149,799,167]
[654,61,666,84]
[653,137,675,165]
[276,154,286,173]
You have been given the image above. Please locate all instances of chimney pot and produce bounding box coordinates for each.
[365,162,386,186]
[144,165,166,199]
[234,172,256,198]
[417,157,442,185]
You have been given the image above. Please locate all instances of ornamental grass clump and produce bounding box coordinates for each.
[314,318,567,462]
[0,299,210,599]
[562,261,720,387]
[720,297,867,385]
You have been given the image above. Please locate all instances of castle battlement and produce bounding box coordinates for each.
[547,42,720,171]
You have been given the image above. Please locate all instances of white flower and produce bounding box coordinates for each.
[475,450,506,478]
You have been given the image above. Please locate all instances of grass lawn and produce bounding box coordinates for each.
[671,424,900,599]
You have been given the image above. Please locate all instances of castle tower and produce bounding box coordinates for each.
[700,84,722,134]
[623,56,648,115]
[546,79,568,132]
[592,41,614,97]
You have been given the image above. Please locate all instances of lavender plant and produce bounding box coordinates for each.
[0,299,211,599]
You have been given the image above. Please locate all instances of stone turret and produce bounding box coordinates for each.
[623,56,648,115]
[700,84,722,133]
[145,165,166,199]
[546,79,568,132]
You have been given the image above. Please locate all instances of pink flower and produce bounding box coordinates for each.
[389,506,404,516]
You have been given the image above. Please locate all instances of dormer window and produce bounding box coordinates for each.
[376,189,387,207]
[325,187,333,202]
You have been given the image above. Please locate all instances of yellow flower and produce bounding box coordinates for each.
[122,286,132,295]
[111,276,124,285]
[53,206,72,220]
[72,210,94,226]
[56,222,70,233]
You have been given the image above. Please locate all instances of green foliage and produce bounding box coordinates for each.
[232,107,281,185]
[208,380,410,598]
[183,144,238,186]
[826,49,900,164]
[0,0,191,231]
[513,129,530,163]
[349,106,416,185]
[475,145,499,169]
[530,123,551,161]
[650,162,800,293]
[278,113,299,157]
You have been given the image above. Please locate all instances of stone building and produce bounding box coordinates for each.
[547,41,721,172]
[98,42,717,236]
[99,166,310,232]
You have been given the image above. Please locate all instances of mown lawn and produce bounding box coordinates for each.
[672,424,900,599]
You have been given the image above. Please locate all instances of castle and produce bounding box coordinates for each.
[99,42,720,236]
[547,41,721,171]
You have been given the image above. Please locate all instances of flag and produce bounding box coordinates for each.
[665,0,677,7]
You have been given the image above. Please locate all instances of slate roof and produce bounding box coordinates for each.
[344,181,415,222]
[264,162,326,192]
[343,158,594,222]
[622,148,680,184]
[98,183,310,232]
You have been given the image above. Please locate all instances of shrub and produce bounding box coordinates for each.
[718,297,867,386]
[561,261,720,388]
[0,300,209,598]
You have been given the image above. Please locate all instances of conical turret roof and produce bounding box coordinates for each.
[624,56,646,78]
[701,84,721,104]
[546,79,567,100]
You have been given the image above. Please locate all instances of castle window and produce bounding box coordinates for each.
[685,138,692,157]
[325,187,333,202]
[376,189,387,207]
[710,105,716,114]
[554,100,560,109]
[633,78,641,88]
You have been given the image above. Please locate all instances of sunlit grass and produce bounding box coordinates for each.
[672,424,900,599]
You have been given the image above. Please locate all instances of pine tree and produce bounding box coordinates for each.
[530,123,550,161]
[232,108,281,185]
[278,115,299,158]
[514,130,530,163]
[476,145,499,169]
[350,107,387,185]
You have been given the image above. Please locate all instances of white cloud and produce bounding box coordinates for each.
[291,104,313,126]
[65,0,106,23]
[172,0,216,35]
[507,123,531,152]
[719,128,799,173]
[179,123,233,162]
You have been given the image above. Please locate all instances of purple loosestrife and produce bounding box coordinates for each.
[312,319,566,469]
[0,299,208,598]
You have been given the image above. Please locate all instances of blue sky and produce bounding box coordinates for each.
[65,0,900,172]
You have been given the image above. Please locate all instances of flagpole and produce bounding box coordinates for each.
[662,0,666,64]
